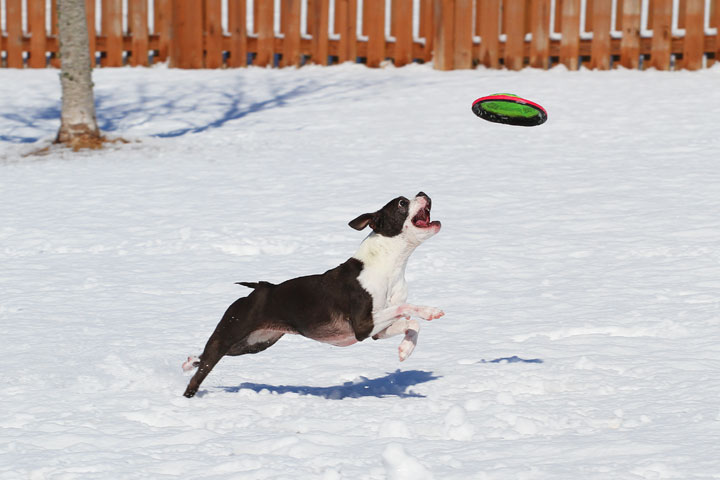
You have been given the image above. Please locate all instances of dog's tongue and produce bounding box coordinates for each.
[414,208,430,227]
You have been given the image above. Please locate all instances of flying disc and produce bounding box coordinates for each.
[472,94,547,127]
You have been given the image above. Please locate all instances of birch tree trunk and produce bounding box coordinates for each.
[56,0,102,148]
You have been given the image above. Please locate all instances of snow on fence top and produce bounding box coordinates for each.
[0,0,718,70]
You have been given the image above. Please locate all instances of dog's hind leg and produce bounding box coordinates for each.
[183,327,285,398]
[182,355,200,372]
[183,336,230,398]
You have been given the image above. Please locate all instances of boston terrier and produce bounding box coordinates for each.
[182,192,443,398]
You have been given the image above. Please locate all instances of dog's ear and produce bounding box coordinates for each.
[349,212,379,231]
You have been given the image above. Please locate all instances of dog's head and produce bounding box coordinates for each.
[349,192,441,244]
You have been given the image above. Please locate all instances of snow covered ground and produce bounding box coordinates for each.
[1,63,720,479]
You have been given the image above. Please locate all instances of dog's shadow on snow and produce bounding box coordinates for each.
[479,356,544,364]
[219,369,440,400]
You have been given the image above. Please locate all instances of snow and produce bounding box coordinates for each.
[2,62,720,479]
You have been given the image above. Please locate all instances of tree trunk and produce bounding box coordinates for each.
[56,0,102,149]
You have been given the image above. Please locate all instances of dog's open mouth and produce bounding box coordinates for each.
[412,206,439,228]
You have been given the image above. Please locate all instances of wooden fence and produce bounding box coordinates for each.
[0,0,718,70]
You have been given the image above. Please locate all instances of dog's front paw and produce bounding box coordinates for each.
[397,329,419,362]
[417,306,444,321]
[398,341,415,362]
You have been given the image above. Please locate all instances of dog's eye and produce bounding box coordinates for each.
[399,199,408,208]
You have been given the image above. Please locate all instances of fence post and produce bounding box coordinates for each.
[433,0,455,70]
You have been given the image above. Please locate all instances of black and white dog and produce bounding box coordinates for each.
[182,192,443,398]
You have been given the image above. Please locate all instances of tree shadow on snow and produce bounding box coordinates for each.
[0,105,61,143]
[94,82,316,138]
[219,369,441,400]
[3,75,397,143]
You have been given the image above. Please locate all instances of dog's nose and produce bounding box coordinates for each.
[416,192,431,208]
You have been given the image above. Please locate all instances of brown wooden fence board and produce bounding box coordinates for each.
[650,0,673,69]
[714,0,720,67]
[255,0,275,65]
[205,0,223,68]
[560,0,581,69]
[173,0,204,68]
[335,0,358,63]
[228,0,248,67]
[433,0,455,70]
[589,0,612,69]
[102,0,124,66]
[555,0,564,32]
[682,0,705,69]
[308,0,316,35]
[28,0,47,68]
[310,0,330,64]
[335,0,359,62]
[129,0,149,66]
[50,1,60,67]
[453,0,473,68]
[281,0,302,66]
[530,0,551,68]
[393,0,414,66]
[366,0,386,66]
[677,0,687,27]
[86,0,97,66]
[253,0,259,34]
[154,0,171,62]
[619,0,641,68]
[505,0,527,69]
[420,0,434,61]
[478,0,501,67]
[6,0,23,68]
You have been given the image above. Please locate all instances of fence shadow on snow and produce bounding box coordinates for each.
[220,369,441,399]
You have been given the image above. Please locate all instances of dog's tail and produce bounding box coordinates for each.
[236,281,276,289]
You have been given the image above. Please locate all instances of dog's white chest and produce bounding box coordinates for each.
[353,234,412,312]
[357,267,408,311]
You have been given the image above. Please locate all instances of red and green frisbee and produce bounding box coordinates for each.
[472,94,547,127]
